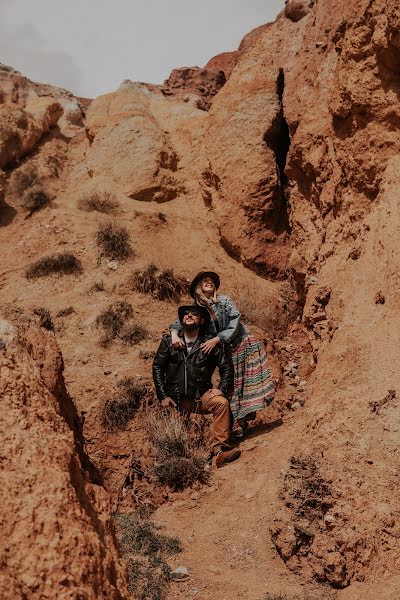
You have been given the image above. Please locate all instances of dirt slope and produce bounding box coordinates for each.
[1,0,400,597]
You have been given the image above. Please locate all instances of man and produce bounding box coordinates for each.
[152,305,241,467]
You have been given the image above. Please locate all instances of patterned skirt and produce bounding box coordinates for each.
[230,331,275,423]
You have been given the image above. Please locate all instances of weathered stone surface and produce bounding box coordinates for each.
[0,99,62,168]
[86,85,183,200]
[0,321,129,599]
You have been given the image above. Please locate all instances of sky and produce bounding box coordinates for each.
[0,0,285,98]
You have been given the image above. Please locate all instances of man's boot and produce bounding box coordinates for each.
[215,446,241,468]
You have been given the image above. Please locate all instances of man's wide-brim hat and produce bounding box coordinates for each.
[189,271,220,298]
[178,305,210,324]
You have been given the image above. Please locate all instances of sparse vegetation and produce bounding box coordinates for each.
[131,264,187,302]
[119,323,150,345]
[21,185,51,215]
[114,509,182,600]
[78,190,118,214]
[101,377,153,430]
[9,164,40,196]
[33,307,54,331]
[89,279,105,293]
[95,221,132,261]
[95,301,149,347]
[26,253,83,279]
[56,306,75,317]
[146,408,209,490]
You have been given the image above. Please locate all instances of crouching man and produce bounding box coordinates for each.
[152,305,241,468]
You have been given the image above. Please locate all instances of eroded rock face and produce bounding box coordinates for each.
[162,67,226,111]
[0,100,63,169]
[0,320,128,599]
[86,84,183,200]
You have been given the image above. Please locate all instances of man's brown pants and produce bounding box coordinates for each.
[180,388,230,451]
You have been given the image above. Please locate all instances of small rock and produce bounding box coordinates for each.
[324,514,335,523]
[170,566,189,581]
[104,369,112,375]
[315,41,327,49]
[106,260,119,270]
[0,340,6,350]
[366,458,374,464]
[309,275,318,285]
[291,402,302,410]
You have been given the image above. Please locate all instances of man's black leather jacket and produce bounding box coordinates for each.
[152,330,234,403]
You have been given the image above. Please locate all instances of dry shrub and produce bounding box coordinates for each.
[33,307,54,331]
[114,509,181,600]
[234,279,301,338]
[101,378,153,430]
[95,301,149,347]
[89,279,105,293]
[119,323,149,345]
[146,408,209,490]
[56,306,75,317]
[78,190,118,214]
[9,164,40,196]
[26,253,83,279]
[95,300,133,346]
[131,264,187,302]
[95,221,132,261]
[21,184,51,215]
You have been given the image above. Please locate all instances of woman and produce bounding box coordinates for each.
[170,271,275,438]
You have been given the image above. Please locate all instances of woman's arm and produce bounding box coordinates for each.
[217,296,241,343]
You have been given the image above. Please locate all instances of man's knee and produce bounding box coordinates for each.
[212,394,229,412]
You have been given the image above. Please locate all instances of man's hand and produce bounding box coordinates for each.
[161,397,177,409]
[200,336,221,354]
[171,330,185,349]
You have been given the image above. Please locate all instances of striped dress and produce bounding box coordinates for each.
[171,295,275,432]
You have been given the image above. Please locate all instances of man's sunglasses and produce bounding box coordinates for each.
[182,309,202,317]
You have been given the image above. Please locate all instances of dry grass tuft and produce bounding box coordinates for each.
[131,264,187,302]
[101,378,154,430]
[9,164,40,196]
[56,306,75,317]
[95,300,133,346]
[95,221,132,261]
[114,509,181,600]
[146,408,209,489]
[26,253,83,279]
[119,323,150,345]
[95,301,149,347]
[33,307,54,331]
[78,190,119,214]
[21,184,51,215]
[89,279,105,293]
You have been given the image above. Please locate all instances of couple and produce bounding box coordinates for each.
[152,271,275,467]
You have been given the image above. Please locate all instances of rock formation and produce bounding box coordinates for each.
[1,0,400,597]
[0,319,129,599]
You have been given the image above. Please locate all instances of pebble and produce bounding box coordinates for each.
[170,566,189,581]
[291,402,302,410]
[366,458,374,464]
[104,369,112,375]
[309,275,319,285]
[0,340,5,350]
[106,260,119,270]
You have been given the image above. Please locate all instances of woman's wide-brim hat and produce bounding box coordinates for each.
[189,271,220,298]
[178,305,211,324]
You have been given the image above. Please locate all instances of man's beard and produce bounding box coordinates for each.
[184,323,200,333]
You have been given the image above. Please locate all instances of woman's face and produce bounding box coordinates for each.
[200,277,215,295]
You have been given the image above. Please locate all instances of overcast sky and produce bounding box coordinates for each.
[0,0,285,98]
